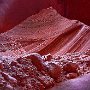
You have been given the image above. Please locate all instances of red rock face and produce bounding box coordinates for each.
[0,8,90,57]
[0,0,90,33]
[0,7,90,90]
[65,0,90,25]
[0,0,64,33]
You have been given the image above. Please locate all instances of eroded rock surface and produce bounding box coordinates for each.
[0,7,90,90]
[0,50,90,90]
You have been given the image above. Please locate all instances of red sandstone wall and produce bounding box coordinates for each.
[65,0,90,25]
[0,0,64,33]
[0,0,90,33]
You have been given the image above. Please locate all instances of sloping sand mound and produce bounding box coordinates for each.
[0,7,90,90]
[0,7,90,58]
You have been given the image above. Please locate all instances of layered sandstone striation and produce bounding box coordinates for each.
[0,7,90,90]
[0,7,90,57]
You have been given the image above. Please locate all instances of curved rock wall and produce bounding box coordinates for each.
[0,0,64,33]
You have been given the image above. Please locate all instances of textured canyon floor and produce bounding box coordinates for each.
[0,7,90,90]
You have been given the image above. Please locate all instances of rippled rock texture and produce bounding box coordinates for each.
[0,7,90,57]
[0,7,90,90]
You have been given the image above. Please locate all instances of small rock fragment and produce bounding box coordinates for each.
[66,73,78,79]
[63,62,79,73]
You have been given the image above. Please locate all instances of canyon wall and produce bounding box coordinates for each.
[0,0,64,33]
[65,0,90,25]
[0,0,90,33]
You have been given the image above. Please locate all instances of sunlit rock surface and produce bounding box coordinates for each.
[0,0,64,33]
[0,7,90,57]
